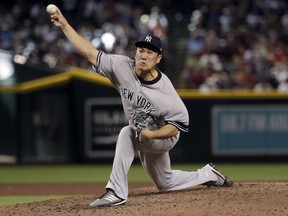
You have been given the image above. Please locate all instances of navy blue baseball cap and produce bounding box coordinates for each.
[135,35,163,53]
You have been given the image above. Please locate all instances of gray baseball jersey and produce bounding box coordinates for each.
[92,51,218,200]
[93,51,189,131]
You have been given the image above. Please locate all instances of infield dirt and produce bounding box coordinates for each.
[1,182,288,216]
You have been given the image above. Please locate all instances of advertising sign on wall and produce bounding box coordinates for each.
[85,98,127,158]
[212,105,288,156]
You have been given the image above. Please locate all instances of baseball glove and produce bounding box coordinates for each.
[132,111,158,142]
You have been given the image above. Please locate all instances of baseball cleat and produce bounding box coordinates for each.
[206,163,234,187]
[89,189,127,208]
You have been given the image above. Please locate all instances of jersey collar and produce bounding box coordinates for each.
[137,68,162,85]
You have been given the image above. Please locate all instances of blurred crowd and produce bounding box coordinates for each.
[1,0,288,92]
[0,0,169,72]
[178,0,288,92]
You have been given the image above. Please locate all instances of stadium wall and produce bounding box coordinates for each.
[1,65,288,163]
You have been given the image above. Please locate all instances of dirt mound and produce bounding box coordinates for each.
[1,182,288,216]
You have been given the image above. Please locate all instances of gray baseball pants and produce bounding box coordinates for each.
[105,126,217,199]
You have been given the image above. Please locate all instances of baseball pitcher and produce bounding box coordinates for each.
[49,6,233,208]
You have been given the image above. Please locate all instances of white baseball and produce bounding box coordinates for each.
[46,4,58,15]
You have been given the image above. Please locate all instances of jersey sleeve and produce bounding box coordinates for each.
[91,51,133,86]
[92,51,109,76]
[166,118,189,132]
[164,100,189,132]
[159,75,189,132]
[91,51,115,81]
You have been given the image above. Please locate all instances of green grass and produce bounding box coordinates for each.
[0,164,150,183]
[0,163,288,206]
[0,196,68,206]
[0,164,113,183]
[0,163,288,183]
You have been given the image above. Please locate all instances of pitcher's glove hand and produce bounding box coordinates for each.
[132,111,158,142]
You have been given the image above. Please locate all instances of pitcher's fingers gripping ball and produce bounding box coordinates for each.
[46,4,58,15]
[132,111,159,142]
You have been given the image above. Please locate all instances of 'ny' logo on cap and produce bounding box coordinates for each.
[145,36,152,42]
